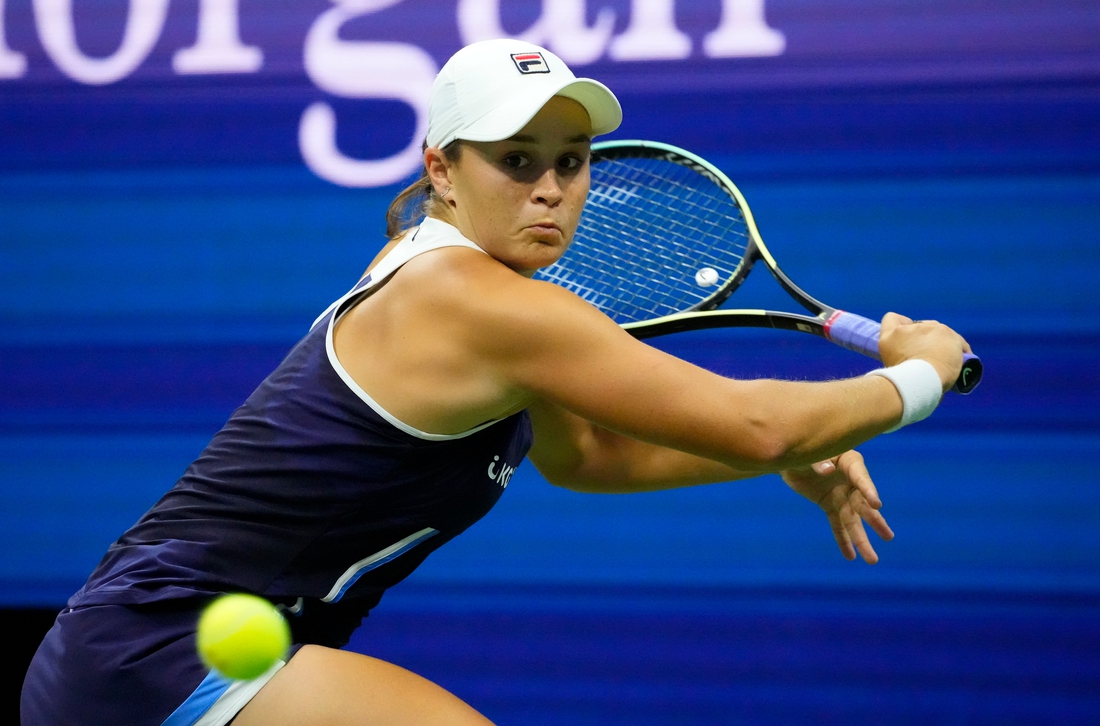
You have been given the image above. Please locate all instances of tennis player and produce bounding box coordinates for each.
[22,39,969,726]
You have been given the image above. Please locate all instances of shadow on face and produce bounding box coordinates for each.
[432,96,594,274]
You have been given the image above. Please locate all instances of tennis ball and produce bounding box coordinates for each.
[695,267,719,287]
[196,593,290,680]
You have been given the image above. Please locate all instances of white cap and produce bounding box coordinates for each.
[426,39,622,149]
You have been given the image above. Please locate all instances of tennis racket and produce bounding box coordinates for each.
[534,140,982,394]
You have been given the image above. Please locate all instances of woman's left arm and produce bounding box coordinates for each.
[529,401,892,563]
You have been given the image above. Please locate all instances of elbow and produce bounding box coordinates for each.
[729,423,795,472]
[712,380,804,471]
[757,435,794,469]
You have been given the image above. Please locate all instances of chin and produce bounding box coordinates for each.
[501,246,563,276]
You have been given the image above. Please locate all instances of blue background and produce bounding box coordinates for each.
[2,0,1098,723]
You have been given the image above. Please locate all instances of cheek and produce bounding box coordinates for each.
[480,186,527,232]
[466,192,515,246]
[564,183,590,230]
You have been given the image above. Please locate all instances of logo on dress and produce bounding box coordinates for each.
[487,455,515,489]
[511,52,549,74]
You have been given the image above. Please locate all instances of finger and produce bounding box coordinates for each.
[839,490,878,564]
[850,485,895,540]
[827,512,856,561]
[812,459,836,476]
[861,506,895,542]
[853,532,879,564]
[837,451,880,508]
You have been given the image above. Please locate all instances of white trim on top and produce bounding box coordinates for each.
[310,278,367,332]
[322,219,504,442]
[325,319,499,441]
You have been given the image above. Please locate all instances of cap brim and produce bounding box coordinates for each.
[454,78,622,144]
[556,79,622,136]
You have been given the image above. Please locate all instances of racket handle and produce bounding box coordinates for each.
[824,311,983,394]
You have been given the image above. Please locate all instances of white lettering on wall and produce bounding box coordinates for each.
[173,0,262,74]
[457,0,614,66]
[32,0,169,85]
[300,0,438,188]
[609,0,690,61]
[459,0,784,64]
[7,0,788,182]
[703,0,785,57]
[0,0,27,77]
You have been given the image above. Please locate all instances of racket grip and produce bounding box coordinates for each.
[824,311,982,394]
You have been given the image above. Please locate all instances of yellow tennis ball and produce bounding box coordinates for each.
[196,594,290,681]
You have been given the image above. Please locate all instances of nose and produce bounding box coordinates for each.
[531,167,563,206]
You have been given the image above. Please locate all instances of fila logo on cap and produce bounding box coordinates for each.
[511,52,549,74]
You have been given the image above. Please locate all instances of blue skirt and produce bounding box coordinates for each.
[21,601,292,726]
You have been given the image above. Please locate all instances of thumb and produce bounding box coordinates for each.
[880,312,913,335]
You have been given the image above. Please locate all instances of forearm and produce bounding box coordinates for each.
[551,364,905,475]
[564,375,904,490]
[716,374,902,471]
[529,400,761,493]
[554,427,759,493]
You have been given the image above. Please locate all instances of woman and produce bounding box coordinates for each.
[22,39,968,726]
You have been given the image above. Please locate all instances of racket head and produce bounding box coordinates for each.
[534,140,765,324]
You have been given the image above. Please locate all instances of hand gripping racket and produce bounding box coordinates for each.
[534,140,982,394]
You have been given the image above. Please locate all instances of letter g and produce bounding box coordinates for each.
[300,0,437,187]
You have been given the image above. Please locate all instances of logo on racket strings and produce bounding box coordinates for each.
[511,52,549,74]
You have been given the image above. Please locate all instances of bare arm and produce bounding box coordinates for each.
[339,251,960,563]
[527,398,760,493]
[339,249,965,493]
[476,275,960,474]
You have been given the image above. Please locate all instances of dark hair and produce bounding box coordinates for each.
[385,141,464,239]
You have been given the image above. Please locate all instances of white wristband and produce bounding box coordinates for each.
[865,359,943,432]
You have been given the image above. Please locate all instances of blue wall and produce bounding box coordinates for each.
[2,0,1099,722]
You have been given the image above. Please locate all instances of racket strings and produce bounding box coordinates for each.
[536,154,749,323]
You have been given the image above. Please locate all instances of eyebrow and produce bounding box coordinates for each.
[508,133,592,144]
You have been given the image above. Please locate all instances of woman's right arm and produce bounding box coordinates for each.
[468,272,968,475]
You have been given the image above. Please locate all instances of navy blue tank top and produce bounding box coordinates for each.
[71,220,533,647]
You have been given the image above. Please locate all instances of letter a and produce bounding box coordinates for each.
[457,0,614,66]
[609,0,691,61]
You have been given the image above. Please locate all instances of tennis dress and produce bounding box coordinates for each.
[21,218,534,726]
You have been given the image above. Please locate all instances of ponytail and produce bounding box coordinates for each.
[384,141,463,240]
[384,168,433,239]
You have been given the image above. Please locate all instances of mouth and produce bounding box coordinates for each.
[525,222,562,239]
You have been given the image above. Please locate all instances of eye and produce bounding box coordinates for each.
[502,154,529,169]
[558,154,585,171]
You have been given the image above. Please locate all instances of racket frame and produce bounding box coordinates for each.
[573,140,982,393]
[589,140,838,338]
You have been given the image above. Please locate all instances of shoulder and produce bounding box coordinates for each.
[421,249,625,350]
[399,245,605,327]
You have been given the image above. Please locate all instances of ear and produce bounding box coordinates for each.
[425,146,456,200]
